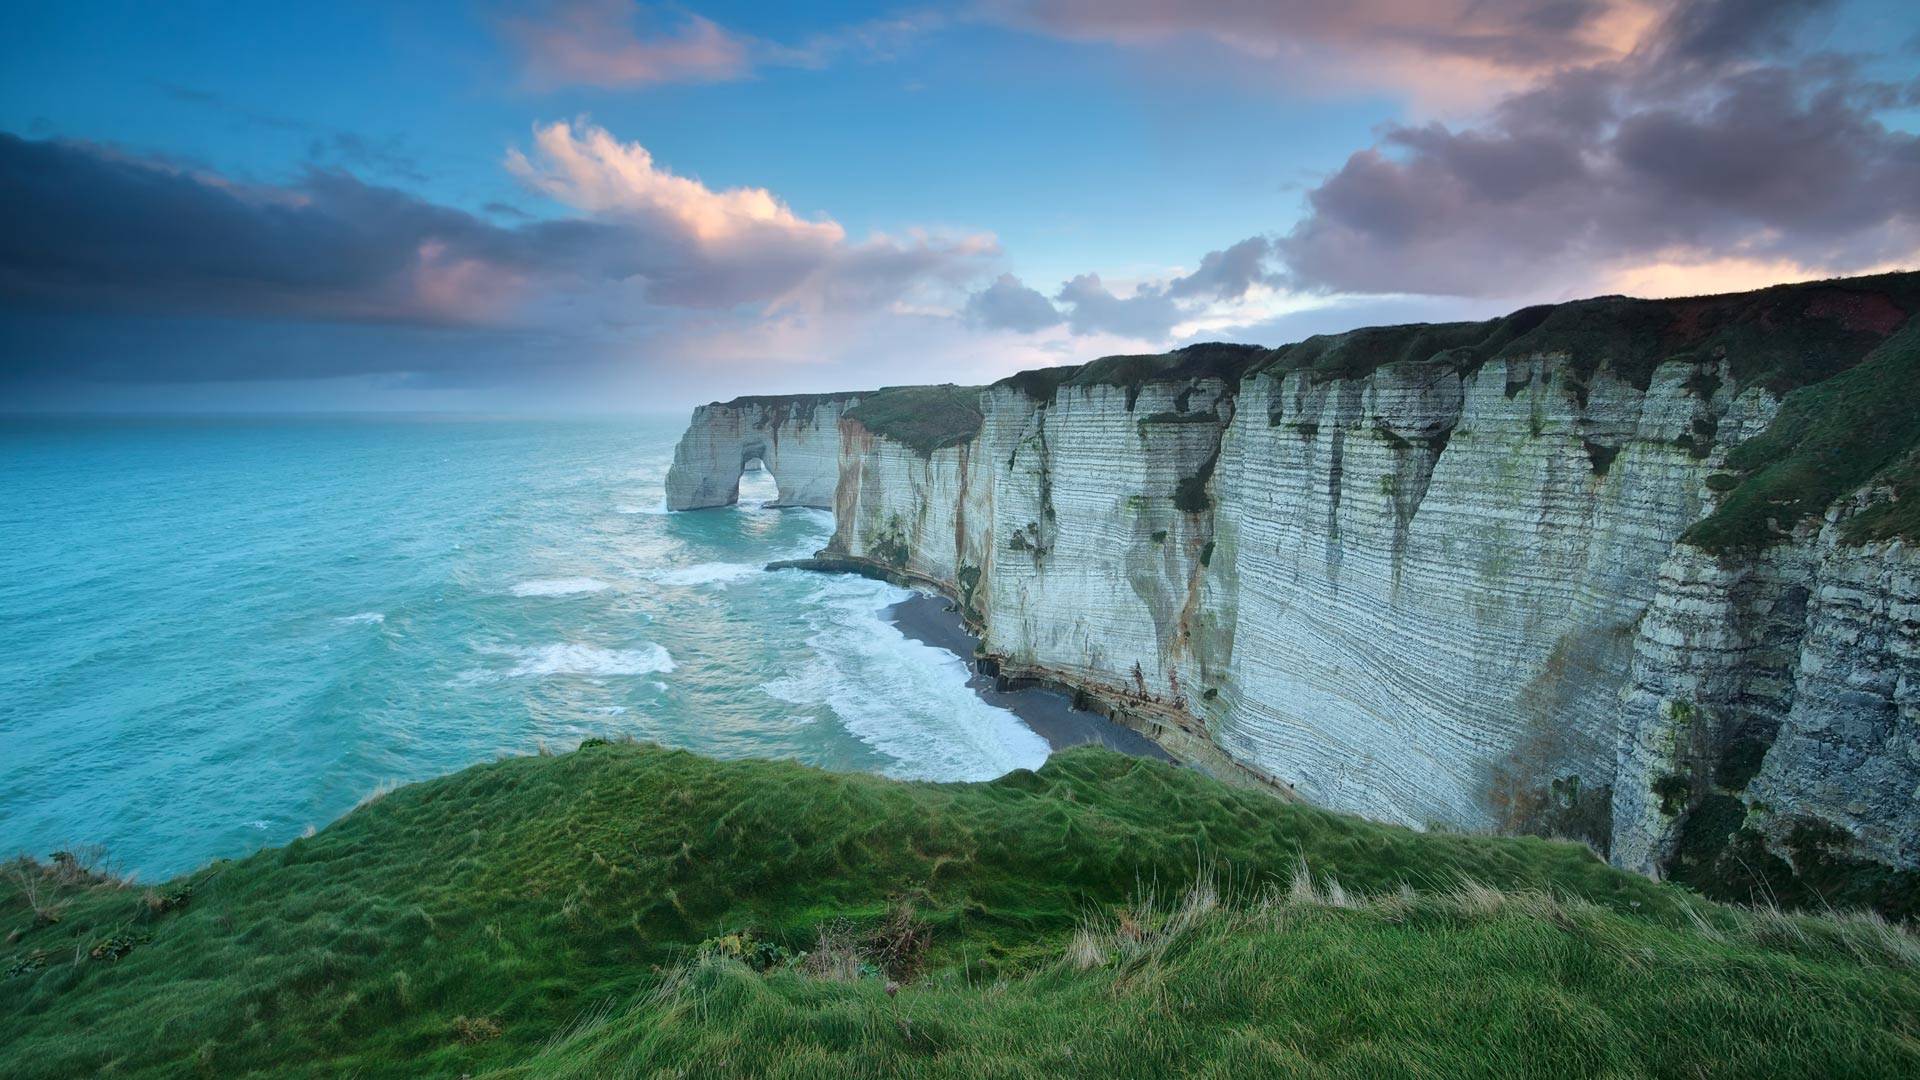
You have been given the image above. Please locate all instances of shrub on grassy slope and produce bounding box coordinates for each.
[2,744,1914,1078]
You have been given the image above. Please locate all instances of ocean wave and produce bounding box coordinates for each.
[336,611,386,625]
[615,500,669,515]
[654,562,761,587]
[759,575,1049,781]
[496,642,676,678]
[511,577,611,597]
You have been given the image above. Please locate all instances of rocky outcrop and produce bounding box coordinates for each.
[665,393,858,510]
[669,274,1920,909]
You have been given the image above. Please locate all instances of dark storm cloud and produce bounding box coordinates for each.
[0,130,994,385]
[0,133,573,330]
[1277,0,1920,296]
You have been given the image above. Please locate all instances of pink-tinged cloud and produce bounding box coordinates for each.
[984,0,1663,103]
[500,1,750,89]
[505,120,996,310]
[506,120,843,246]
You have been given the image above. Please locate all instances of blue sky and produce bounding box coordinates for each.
[3,1,1918,411]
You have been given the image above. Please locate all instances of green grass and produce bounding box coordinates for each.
[843,385,984,455]
[994,343,1269,408]
[4,744,1916,1078]
[1683,317,1920,552]
[715,391,863,411]
[509,875,1920,1079]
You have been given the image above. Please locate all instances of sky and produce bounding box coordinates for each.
[3,0,1918,413]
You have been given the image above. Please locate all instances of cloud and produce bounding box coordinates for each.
[496,2,945,91]
[1054,273,1182,338]
[966,234,1282,341]
[964,273,1064,332]
[504,118,844,306]
[984,0,1662,102]
[1275,0,1920,297]
[0,133,537,328]
[504,119,993,310]
[0,123,995,389]
[1165,235,1275,300]
[498,2,749,89]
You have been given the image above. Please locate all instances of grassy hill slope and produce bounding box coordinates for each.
[3,744,1916,1078]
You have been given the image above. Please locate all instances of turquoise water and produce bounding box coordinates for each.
[0,416,1048,880]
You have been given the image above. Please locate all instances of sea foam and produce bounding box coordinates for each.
[498,642,676,678]
[511,577,611,597]
[760,576,1049,781]
[654,562,761,587]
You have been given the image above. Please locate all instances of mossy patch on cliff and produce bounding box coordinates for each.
[844,384,984,455]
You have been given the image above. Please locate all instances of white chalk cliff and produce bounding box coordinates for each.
[669,275,1920,902]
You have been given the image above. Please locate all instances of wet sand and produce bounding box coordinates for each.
[887,592,1174,761]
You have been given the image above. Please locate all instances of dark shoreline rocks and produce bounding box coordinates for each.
[884,591,1172,761]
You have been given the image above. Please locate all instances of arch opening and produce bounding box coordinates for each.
[737,455,779,507]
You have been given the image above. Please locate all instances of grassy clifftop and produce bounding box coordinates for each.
[844,385,985,455]
[992,274,1919,410]
[5,744,1917,1077]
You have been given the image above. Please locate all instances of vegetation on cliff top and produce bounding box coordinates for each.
[1684,317,1920,551]
[844,384,984,455]
[993,272,1918,409]
[713,390,864,411]
[1254,271,1920,392]
[5,743,1917,1077]
[993,343,1269,407]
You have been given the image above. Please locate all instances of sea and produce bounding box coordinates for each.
[0,416,1050,880]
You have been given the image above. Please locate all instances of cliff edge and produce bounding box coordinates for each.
[670,271,1920,915]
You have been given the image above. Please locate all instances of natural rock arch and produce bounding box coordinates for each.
[664,395,857,510]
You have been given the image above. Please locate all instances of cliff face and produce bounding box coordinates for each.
[669,274,1920,907]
